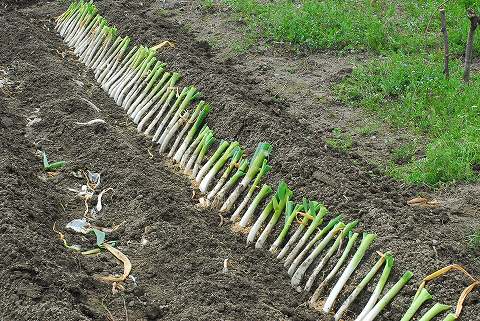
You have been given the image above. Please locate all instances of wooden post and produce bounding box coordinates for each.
[439,8,449,79]
[464,9,478,83]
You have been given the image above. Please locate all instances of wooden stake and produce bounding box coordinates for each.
[464,9,478,83]
[439,8,449,79]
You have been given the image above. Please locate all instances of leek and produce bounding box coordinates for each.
[195,140,229,183]
[268,201,304,253]
[181,126,209,170]
[97,38,132,85]
[443,314,457,321]
[172,103,211,161]
[309,231,359,308]
[211,159,248,205]
[141,76,181,135]
[78,19,107,61]
[131,71,178,121]
[287,214,341,276]
[56,2,78,31]
[230,159,271,222]
[239,184,273,227]
[191,133,216,177]
[124,61,165,113]
[167,101,206,158]
[220,142,272,212]
[129,69,170,119]
[304,221,358,292]
[42,151,65,171]
[157,86,200,147]
[269,198,307,254]
[101,44,138,89]
[103,45,140,92]
[207,147,244,200]
[199,141,240,192]
[354,253,395,321]
[184,129,213,175]
[136,75,175,131]
[291,220,347,289]
[334,253,390,321]
[159,110,190,153]
[151,86,188,141]
[90,31,121,70]
[116,49,156,105]
[361,271,414,321]
[69,14,100,49]
[400,288,433,321]
[254,182,293,248]
[246,181,291,246]
[418,303,451,321]
[275,214,310,259]
[321,233,377,313]
[282,204,326,263]
[109,46,148,98]
[86,26,115,67]
[108,46,146,97]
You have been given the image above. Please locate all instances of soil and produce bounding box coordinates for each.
[1,1,479,321]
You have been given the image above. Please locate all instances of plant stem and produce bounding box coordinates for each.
[464,9,478,83]
[439,8,449,79]
[400,288,433,321]
[418,303,451,321]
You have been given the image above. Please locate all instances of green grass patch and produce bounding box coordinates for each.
[338,53,480,185]
[468,229,480,249]
[391,143,418,165]
[223,0,480,186]
[326,128,353,152]
[224,0,480,54]
[357,121,381,137]
[201,0,215,11]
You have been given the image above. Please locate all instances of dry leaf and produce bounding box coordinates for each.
[97,243,132,284]
[407,197,439,208]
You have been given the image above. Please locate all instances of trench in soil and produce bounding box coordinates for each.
[1,1,479,321]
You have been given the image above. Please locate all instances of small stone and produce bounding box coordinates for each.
[312,170,322,181]
[1,117,13,127]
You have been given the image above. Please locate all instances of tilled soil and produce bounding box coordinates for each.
[1,1,479,321]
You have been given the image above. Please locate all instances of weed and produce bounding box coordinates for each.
[468,230,480,250]
[357,121,380,137]
[339,52,480,185]
[201,0,215,11]
[156,8,169,17]
[230,37,255,54]
[223,0,480,54]
[392,143,417,165]
[326,128,353,152]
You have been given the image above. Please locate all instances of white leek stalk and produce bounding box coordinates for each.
[360,271,414,321]
[334,253,390,321]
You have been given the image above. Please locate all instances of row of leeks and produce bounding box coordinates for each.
[232,180,477,321]
[55,2,479,320]
[55,1,274,216]
[233,180,412,320]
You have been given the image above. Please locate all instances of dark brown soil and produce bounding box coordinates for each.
[1,1,479,321]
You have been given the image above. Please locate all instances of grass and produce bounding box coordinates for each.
[223,0,480,186]
[392,143,418,165]
[338,53,480,185]
[468,230,480,250]
[357,121,380,137]
[224,0,480,54]
[201,0,215,11]
[326,128,353,152]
